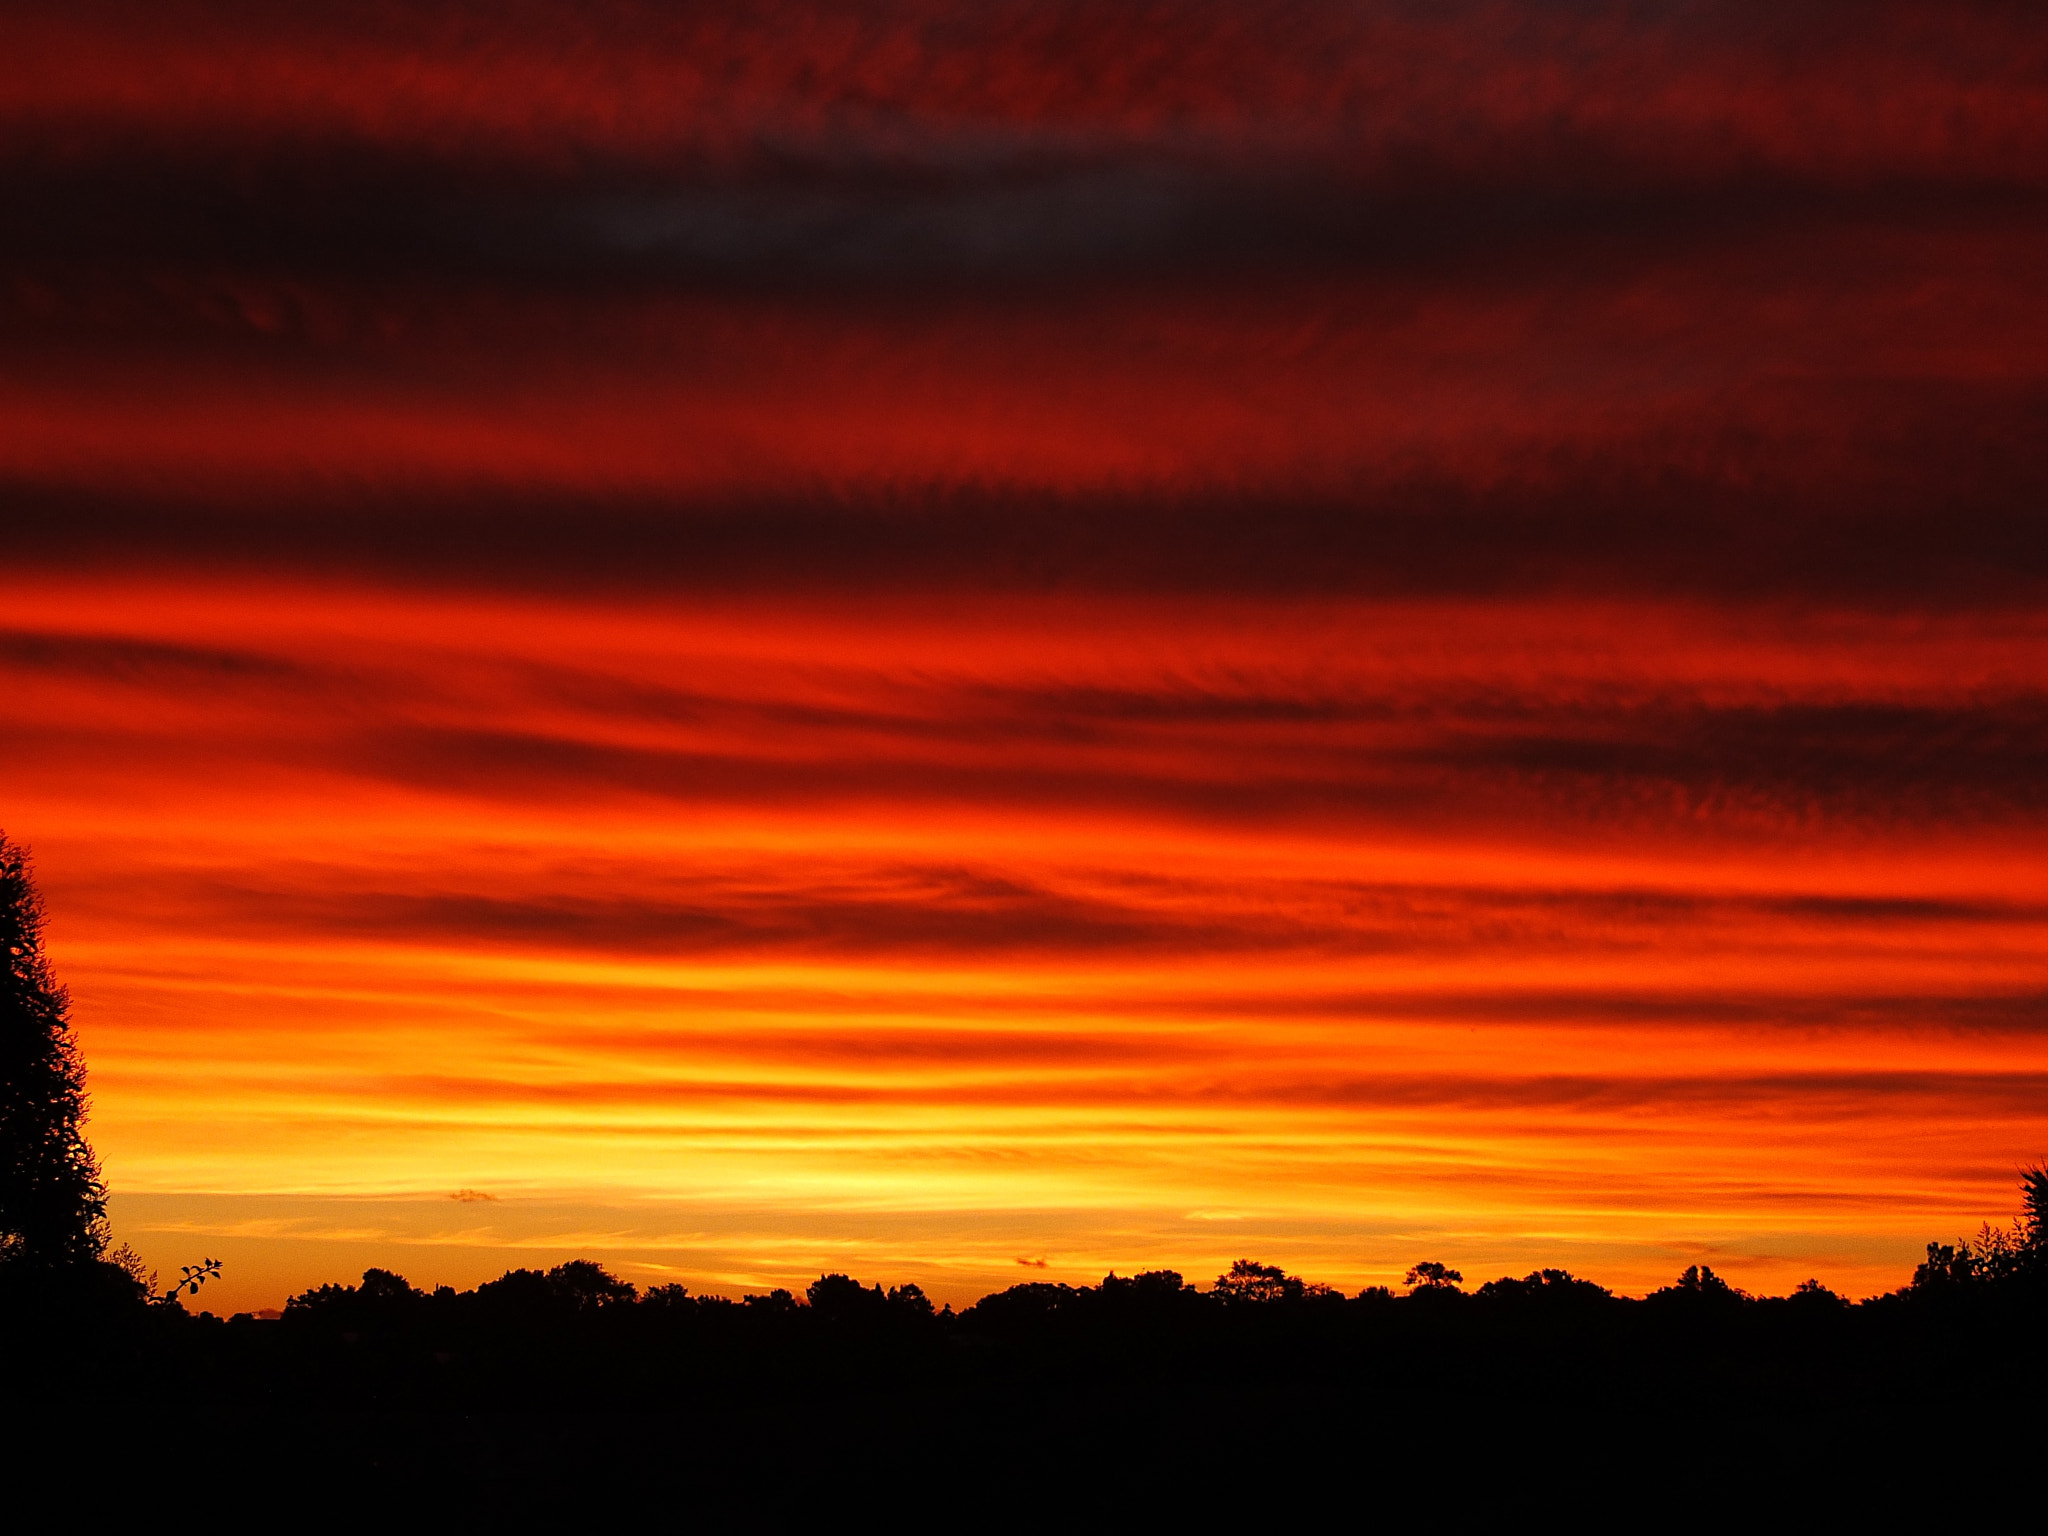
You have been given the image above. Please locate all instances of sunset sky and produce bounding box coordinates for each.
[6,0,2048,1314]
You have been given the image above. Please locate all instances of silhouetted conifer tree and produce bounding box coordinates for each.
[0,834,107,1269]
[2021,1166,2048,1256]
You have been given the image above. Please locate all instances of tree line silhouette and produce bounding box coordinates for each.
[6,829,2046,1513]
[213,1162,2048,1326]
[13,1191,2044,1518]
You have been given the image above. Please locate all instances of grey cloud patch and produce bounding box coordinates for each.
[13,151,2037,291]
[554,164,1208,280]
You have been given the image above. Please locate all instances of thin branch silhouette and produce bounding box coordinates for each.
[160,1256,222,1305]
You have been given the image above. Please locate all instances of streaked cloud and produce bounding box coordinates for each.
[3,0,2045,1311]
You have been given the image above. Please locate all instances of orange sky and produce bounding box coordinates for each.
[5,1,2048,1312]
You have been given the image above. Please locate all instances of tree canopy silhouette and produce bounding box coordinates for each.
[1211,1258,1339,1304]
[1474,1268,1611,1307]
[0,833,108,1271]
[1904,1164,2048,1298]
[1404,1260,1464,1295]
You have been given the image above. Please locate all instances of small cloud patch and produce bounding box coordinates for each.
[450,1189,498,1202]
[1016,1256,1048,1268]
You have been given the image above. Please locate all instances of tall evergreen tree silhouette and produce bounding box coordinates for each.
[0,834,107,1268]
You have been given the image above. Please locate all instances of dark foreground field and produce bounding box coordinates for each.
[8,1256,2045,1519]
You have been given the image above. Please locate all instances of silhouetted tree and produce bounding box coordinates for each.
[806,1272,885,1318]
[886,1282,935,1317]
[1969,1223,2028,1285]
[1210,1259,1339,1305]
[0,834,108,1271]
[549,1259,637,1309]
[1099,1269,1204,1316]
[1782,1278,1848,1309]
[1404,1260,1463,1294]
[1475,1268,1611,1306]
[962,1280,1077,1326]
[1910,1241,1977,1294]
[359,1266,422,1304]
[1213,1259,1301,1304]
[1903,1167,2048,1299]
[464,1260,636,1313]
[2022,1165,2048,1249]
[1647,1264,1748,1310]
[285,1266,425,1321]
[799,1272,940,1329]
[2004,1165,2048,1287]
[1126,1269,1187,1298]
